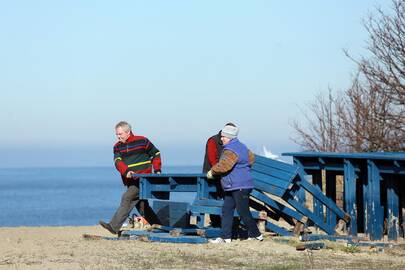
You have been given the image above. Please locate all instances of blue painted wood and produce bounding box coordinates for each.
[147,232,208,243]
[296,176,348,221]
[283,187,335,235]
[197,177,218,200]
[120,230,155,236]
[252,162,296,181]
[387,175,399,241]
[265,221,293,236]
[299,234,365,242]
[251,170,292,190]
[311,171,324,227]
[292,158,307,209]
[252,178,288,197]
[255,155,300,173]
[189,204,230,216]
[150,200,190,227]
[190,204,295,235]
[150,225,220,238]
[365,160,384,240]
[344,159,357,236]
[250,189,305,223]
[193,199,224,207]
[326,171,337,229]
[283,151,405,161]
[296,242,326,250]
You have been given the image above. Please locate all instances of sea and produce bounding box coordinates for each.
[0,166,201,227]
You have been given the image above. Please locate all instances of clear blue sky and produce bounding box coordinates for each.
[0,0,390,168]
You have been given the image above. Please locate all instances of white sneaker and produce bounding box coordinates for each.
[209,237,231,244]
[247,234,264,241]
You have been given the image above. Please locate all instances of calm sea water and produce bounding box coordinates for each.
[0,166,201,227]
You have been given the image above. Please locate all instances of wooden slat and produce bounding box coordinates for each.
[387,175,400,241]
[344,159,358,236]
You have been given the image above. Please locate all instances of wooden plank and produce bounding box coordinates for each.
[299,234,366,242]
[296,242,326,251]
[387,175,399,241]
[311,171,324,226]
[197,177,218,200]
[283,187,335,235]
[344,159,358,236]
[147,184,197,193]
[255,155,299,174]
[251,170,291,190]
[292,158,307,208]
[326,171,337,229]
[252,178,287,197]
[147,232,208,243]
[250,189,306,223]
[265,221,293,236]
[364,160,384,240]
[252,163,295,181]
[296,176,349,221]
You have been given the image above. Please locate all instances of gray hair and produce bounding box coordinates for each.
[115,121,132,132]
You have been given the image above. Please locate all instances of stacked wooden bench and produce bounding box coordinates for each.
[121,155,351,243]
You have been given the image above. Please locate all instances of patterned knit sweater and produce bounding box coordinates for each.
[113,132,161,186]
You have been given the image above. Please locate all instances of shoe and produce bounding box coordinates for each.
[209,237,231,244]
[247,234,264,241]
[99,220,117,235]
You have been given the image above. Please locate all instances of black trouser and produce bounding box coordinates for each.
[221,188,261,239]
[109,185,139,232]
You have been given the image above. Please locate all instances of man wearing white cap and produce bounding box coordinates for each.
[207,123,263,243]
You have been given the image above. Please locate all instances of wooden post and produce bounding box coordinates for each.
[257,211,267,234]
[312,171,324,226]
[364,160,383,240]
[326,171,337,228]
[344,159,357,236]
[387,175,399,241]
[293,158,307,206]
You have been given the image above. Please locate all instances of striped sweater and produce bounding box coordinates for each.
[113,132,161,186]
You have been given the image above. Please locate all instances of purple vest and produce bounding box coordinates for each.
[220,139,254,191]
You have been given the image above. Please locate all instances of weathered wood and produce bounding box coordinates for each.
[147,232,208,243]
[364,160,383,240]
[326,171,337,228]
[387,175,399,241]
[296,242,326,251]
[250,189,305,223]
[344,159,358,236]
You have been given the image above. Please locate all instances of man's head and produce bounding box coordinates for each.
[115,121,132,143]
[221,123,238,145]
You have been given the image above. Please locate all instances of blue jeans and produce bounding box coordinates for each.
[221,188,261,239]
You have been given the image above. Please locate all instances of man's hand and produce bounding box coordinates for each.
[206,170,214,179]
[126,171,135,178]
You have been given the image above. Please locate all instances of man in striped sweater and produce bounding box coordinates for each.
[99,121,162,235]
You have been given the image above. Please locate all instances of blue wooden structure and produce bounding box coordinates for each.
[283,152,405,241]
[122,155,353,243]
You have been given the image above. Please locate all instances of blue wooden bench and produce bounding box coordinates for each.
[130,155,352,242]
[283,151,405,241]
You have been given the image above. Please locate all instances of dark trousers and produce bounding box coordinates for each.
[110,185,139,232]
[221,188,261,239]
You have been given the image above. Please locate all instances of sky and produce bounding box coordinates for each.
[0,0,391,168]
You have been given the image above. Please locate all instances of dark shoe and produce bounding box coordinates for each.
[99,220,117,235]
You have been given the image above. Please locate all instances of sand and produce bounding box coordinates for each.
[0,226,404,270]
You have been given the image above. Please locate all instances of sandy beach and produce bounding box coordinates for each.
[0,226,404,270]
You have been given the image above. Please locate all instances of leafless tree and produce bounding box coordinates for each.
[292,0,405,152]
[292,89,345,152]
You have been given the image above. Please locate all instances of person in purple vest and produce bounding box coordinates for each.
[206,124,263,243]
